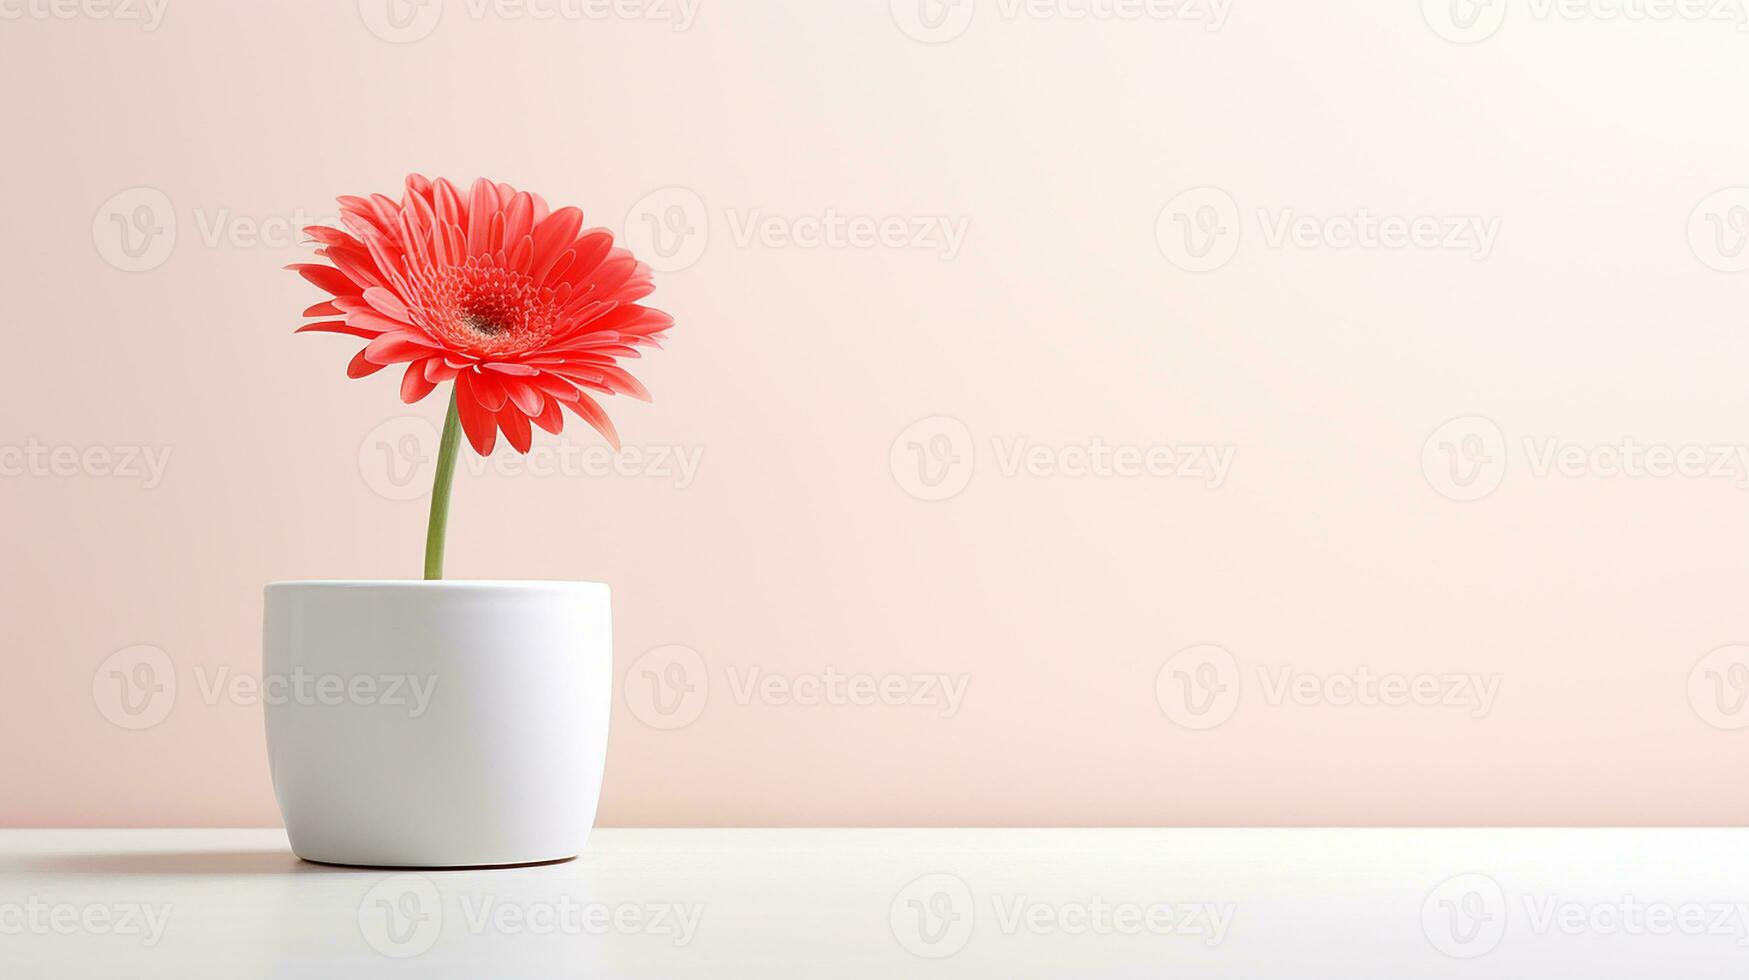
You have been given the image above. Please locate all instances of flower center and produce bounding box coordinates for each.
[413,262,557,357]
[460,311,507,337]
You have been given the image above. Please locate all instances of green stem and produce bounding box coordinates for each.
[423,387,463,580]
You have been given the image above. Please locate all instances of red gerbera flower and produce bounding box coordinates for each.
[290,173,670,455]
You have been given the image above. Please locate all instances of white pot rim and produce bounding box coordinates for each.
[266,580,609,592]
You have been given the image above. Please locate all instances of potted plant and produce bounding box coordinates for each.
[264,174,671,868]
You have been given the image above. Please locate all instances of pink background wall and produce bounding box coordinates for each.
[4,3,1748,827]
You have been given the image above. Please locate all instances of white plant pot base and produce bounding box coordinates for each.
[263,581,611,869]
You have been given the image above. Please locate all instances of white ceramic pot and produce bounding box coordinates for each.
[263,581,611,868]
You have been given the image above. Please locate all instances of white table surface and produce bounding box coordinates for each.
[1,828,1745,978]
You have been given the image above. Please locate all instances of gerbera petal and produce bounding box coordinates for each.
[501,378,544,416]
[554,230,614,284]
[401,198,435,268]
[467,368,509,412]
[424,358,461,383]
[338,210,386,246]
[488,211,506,256]
[362,286,413,323]
[612,275,656,305]
[346,348,388,379]
[531,395,565,434]
[504,192,534,247]
[363,332,440,365]
[508,235,533,274]
[401,360,439,403]
[296,320,382,340]
[467,178,498,257]
[433,178,464,227]
[303,226,357,248]
[526,352,614,368]
[497,404,533,454]
[597,365,652,401]
[529,372,582,400]
[347,309,419,335]
[561,391,620,450]
[530,207,583,281]
[573,249,637,295]
[590,304,672,337]
[337,196,387,235]
[543,250,577,285]
[568,376,616,397]
[367,194,402,235]
[625,309,674,336]
[327,250,388,293]
[454,372,498,456]
[290,263,364,298]
[551,367,607,386]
